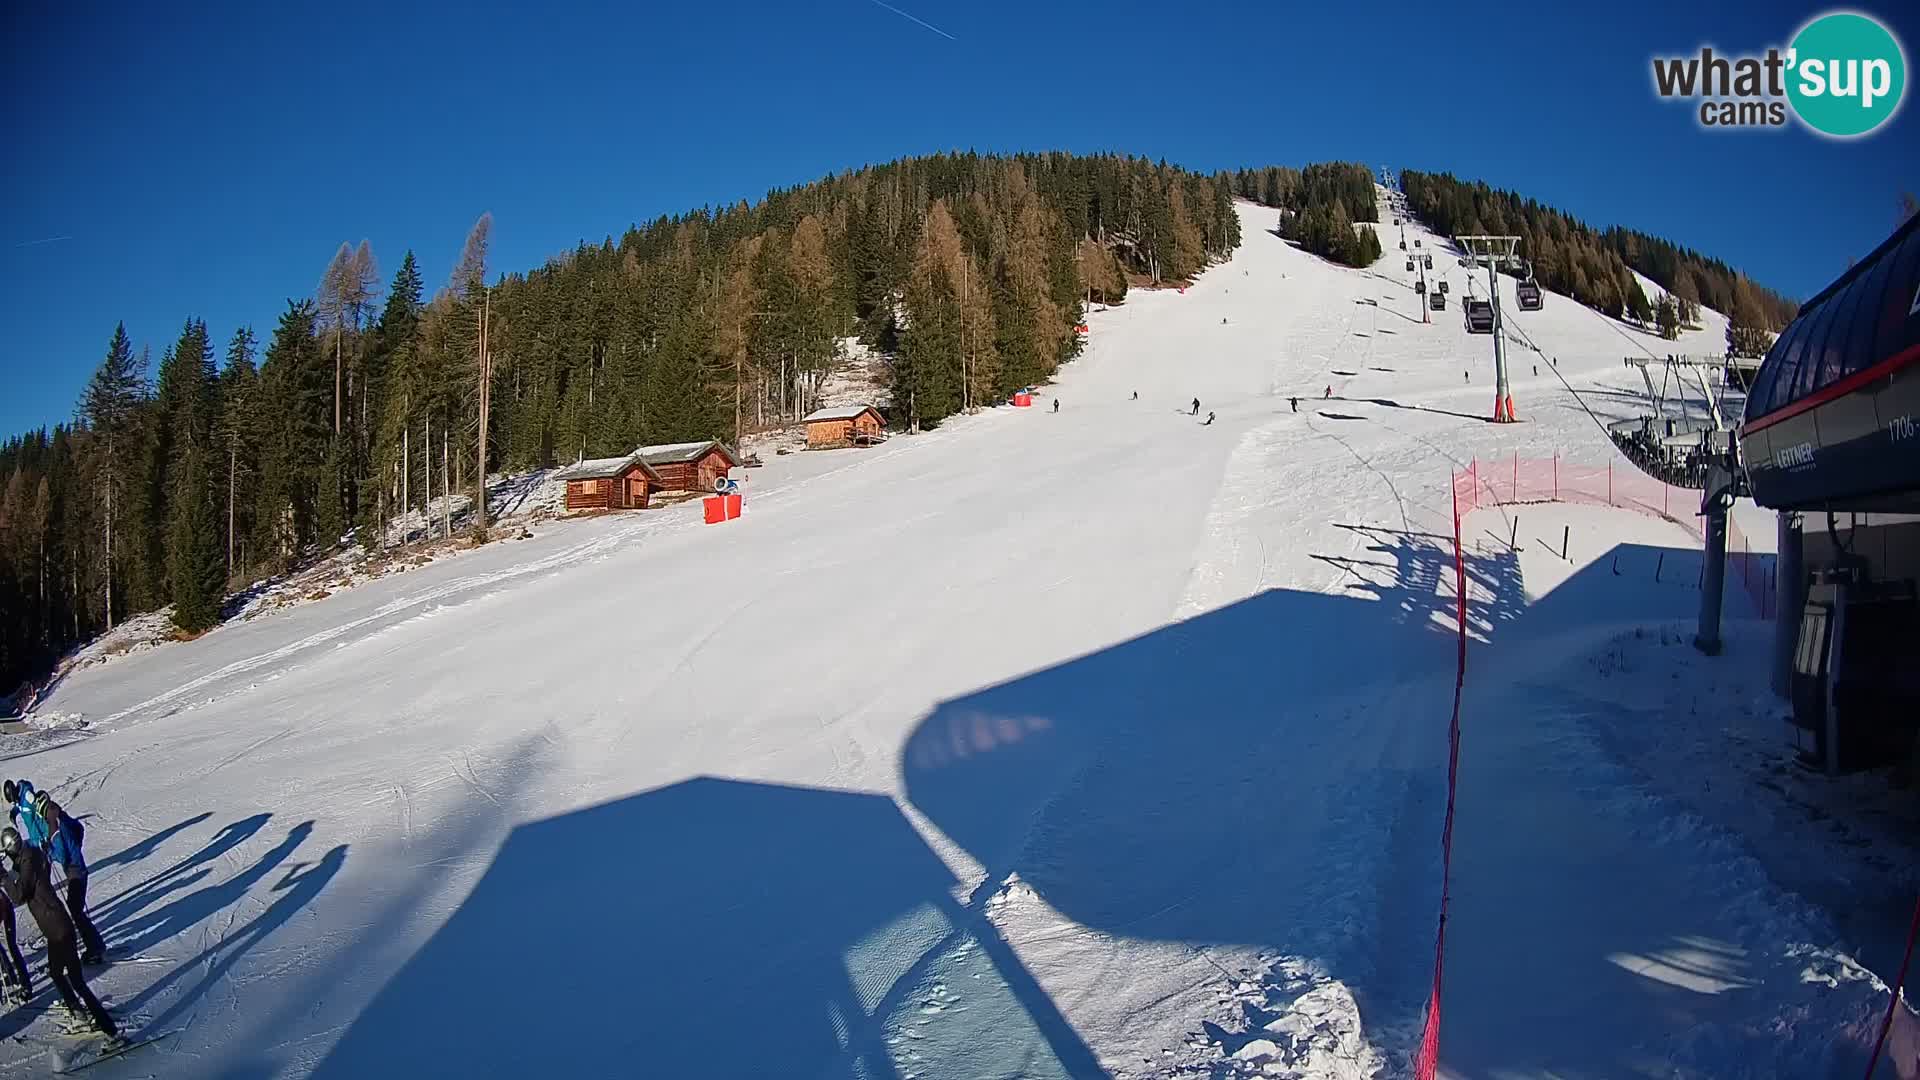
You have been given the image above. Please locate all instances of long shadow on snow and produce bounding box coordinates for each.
[309,777,1104,1080]
[93,812,274,934]
[901,530,1522,1060]
[104,820,315,960]
[902,534,1776,1072]
[85,812,214,876]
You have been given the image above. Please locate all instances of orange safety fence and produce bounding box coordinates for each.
[1417,451,1781,1078]
[1452,453,1776,619]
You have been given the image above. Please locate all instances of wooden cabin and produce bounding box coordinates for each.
[554,452,662,511]
[637,440,741,493]
[802,405,886,449]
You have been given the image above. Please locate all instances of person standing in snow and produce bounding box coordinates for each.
[1131,391,1138,400]
[1052,399,1060,413]
[3,781,48,855]
[0,889,30,1004]
[38,793,103,964]
[1323,385,1332,399]
[1289,397,1299,413]
[0,828,116,1042]
[1191,398,1200,416]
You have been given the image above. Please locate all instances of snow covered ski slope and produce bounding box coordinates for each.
[14,197,1906,1079]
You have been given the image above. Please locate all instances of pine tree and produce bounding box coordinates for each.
[167,443,223,633]
[1654,293,1680,340]
[1624,278,1653,325]
[218,328,259,576]
[77,325,145,629]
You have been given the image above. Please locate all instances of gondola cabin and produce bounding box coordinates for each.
[1430,290,1446,311]
[555,452,662,512]
[1515,279,1544,311]
[1464,299,1494,334]
[637,440,742,493]
[803,405,887,449]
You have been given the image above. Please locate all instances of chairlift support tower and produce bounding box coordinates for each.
[1456,235,1523,422]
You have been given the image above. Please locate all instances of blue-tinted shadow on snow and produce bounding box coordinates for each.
[900,534,1735,1071]
[900,528,1516,1064]
[307,777,1106,1080]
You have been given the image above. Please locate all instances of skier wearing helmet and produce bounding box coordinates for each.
[38,792,104,964]
[0,827,117,1042]
[2,781,48,854]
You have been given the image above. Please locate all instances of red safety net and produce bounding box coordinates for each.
[1417,451,1779,1078]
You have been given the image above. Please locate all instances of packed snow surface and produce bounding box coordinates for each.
[14,197,1914,1079]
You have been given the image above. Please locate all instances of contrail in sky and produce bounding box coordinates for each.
[12,235,72,248]
[864,0,956,40]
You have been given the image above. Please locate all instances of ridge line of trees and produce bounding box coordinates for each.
[1399,170,1795,355]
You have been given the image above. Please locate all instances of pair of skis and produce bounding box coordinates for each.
[10,952,177,1074]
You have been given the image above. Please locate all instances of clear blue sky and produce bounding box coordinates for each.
[3,0,1915,436]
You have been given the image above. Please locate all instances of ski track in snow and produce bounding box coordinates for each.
[11,195,1909,1080]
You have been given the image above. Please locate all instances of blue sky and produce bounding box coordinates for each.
[2,0,1915,436]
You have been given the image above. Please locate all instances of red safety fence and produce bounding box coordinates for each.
[1452,453,1776,619]
[1417,451,1781,1077]
[1414,467,1472,1080]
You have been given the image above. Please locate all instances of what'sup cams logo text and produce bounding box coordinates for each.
[1652,11,1906,137]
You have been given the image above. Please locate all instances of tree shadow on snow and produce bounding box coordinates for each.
[307,778,1105,1080]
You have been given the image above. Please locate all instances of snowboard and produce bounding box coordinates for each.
[52,1028,178,1074]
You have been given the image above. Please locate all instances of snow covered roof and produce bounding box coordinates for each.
[637,440,738,466]
[803,405,881,424]
[553,452,661,482]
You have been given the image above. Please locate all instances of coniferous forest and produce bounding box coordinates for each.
[1398,170,1798,354]
[0,152,1264,691]
[0,153,1803,694]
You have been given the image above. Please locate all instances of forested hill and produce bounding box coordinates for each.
[1399,170,1798,344]
[2,151,1279,692]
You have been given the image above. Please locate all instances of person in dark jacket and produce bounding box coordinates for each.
[1203,411,1216,426]
[0,890,29,1005]
[39,793,103,964]
[0,828,116,1041]
[1190,398,1200,416]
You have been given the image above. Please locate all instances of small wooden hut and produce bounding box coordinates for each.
[637,440,741,493]
[554,452,663,511]
[802,405,886,449]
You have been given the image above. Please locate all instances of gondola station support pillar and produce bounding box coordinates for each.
[1457,235,1523,422]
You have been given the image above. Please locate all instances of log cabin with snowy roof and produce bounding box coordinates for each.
[554,452,663,512]
[802,405,886,449]
[636,440,741,493]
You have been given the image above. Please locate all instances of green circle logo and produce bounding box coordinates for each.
[1787,12,1906,137]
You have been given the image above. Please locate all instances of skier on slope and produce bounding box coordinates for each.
[0,887,30,1004]
[1324,385,1332,399]
[38,792,104,964]
[1191,398,1200,416]
[0,827,117,1042]
[3,781,48,854]
[1052,399,1060,413]
[1203,412,1216,426]
[1131,391,1138,400]
[1289,397,1299,413]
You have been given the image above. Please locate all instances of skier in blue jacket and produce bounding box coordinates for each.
[2,781,48,853]
[39,792,104,964]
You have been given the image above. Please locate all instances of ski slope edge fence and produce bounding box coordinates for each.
[1456,452,1775,619]
[1412,475,1471,1080]
[1417,450,1775,1080]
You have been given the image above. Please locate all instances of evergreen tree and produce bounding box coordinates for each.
[1654,293,1680,340]
[167,444,223,632]
[77,325,145,628]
